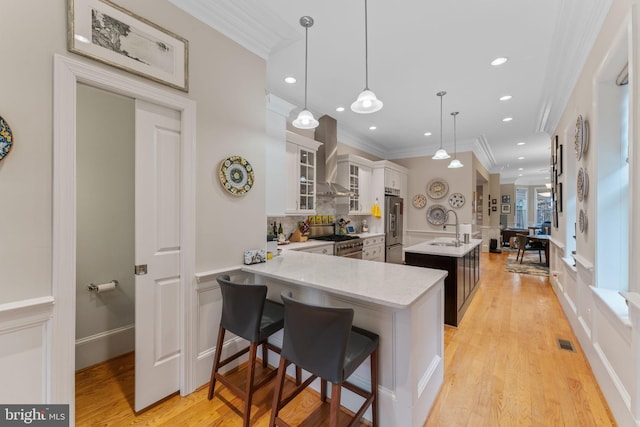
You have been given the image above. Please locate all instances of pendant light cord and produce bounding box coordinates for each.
[439,94,443,149]
[364,0,369,90]
[304,25,309,109]
[453,113,457,159]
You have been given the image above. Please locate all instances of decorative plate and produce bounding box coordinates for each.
[0,115,14,162]
[219,155,254,196]
[577,167,587,202]
[448,192,465,208]
[427,178,449,200]
[427,204,447,225]
[575,114,588,160]
[412,194,427,209]
[579,209,588,233]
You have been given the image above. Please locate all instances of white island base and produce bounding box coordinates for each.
[242,250,447,426]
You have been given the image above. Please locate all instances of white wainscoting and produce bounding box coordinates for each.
[75,324,135,370]
[549,242,637,427]
[0,296,54,403]
[194,267,249,387]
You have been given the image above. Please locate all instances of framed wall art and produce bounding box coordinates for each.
[68,0,189,92]
[501,195,510,204]
[501,204,511,214]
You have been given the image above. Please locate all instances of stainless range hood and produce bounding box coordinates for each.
[314,115,354,197]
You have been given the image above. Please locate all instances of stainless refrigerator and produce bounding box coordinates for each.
[385,195,404,263]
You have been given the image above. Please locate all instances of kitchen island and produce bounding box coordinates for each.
[404,239,482,327]
[242,250,447,427]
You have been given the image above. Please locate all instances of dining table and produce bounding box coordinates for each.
[527,234,550,266]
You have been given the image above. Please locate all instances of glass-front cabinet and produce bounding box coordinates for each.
[337,154,373,214]
[286,131,322,215]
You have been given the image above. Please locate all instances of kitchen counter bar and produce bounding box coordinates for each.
[404,238,483,257]
[242,251,446,426]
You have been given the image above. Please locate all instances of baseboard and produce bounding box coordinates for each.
[75,324,135,370]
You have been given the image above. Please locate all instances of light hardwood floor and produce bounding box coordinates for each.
[76,252,616,426]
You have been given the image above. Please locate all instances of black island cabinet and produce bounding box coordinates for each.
[405,241,481,327]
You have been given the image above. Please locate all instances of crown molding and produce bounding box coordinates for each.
[536,0,613,134]
[169,0,298,59]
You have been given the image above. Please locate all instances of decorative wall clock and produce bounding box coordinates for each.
[448,193,465,208]
[427,204,447,225]
[412,194,427,209]
[219,155,254,196]
[427,178,449,200]
[0,115,14,162]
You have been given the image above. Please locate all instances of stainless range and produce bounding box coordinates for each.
[310,225,363,259]
[313,234,363,259]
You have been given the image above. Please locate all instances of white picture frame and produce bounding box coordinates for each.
[68,0,189,92]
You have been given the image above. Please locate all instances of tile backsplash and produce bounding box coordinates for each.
[267,197,372,238]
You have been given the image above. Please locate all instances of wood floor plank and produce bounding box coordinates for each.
[76,252,616,426]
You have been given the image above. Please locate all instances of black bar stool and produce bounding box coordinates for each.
[270,292,379,427]
[208,274,285,427]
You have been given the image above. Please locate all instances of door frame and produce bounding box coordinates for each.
[52,54,196,419]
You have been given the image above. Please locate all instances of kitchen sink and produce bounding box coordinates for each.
[428,241,458,247]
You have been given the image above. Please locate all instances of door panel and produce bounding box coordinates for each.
[135,100,181,412]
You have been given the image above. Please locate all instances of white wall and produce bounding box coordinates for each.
[0,0,268,406]
[75,84,135,369]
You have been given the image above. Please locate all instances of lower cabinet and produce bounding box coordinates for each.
[404,245,480,326]
[362,235,385,262]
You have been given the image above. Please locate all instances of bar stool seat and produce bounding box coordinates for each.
[208,274,284,427]
[270,292,379,427]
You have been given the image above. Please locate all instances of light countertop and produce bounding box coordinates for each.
[277,232,385,252]
[242,250,447,309]
[404,238,483,258]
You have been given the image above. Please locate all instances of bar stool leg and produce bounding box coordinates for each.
[208,326,226,400]
[321,379,327,402]
[269,358,288,427]
[329,383,341,427]
[262,341,268,368]
[371,349,379,427]
[243,343,258,427]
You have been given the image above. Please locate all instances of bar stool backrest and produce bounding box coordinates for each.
[281,292,354,384]
[217,274,267,342]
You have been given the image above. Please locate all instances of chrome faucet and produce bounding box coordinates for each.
[443,209,461,246]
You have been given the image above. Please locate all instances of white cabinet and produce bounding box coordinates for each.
[337,154,373,215]
[384,168,402,195]
[285,131,323,215]
[297,243,334,255]
[362,235,385,262]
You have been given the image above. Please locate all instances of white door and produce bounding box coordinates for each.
[134,100,181,412]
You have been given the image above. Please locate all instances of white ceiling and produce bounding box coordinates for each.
[170,0,611,184]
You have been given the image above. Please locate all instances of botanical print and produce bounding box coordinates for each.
[91,9,174,74]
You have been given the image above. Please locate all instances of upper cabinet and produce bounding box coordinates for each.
[337,154,373,215]
[285,131,323,215]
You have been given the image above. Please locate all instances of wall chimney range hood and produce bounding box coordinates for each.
[314,115,355,197]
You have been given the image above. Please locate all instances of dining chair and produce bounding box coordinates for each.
[515,234,543,264]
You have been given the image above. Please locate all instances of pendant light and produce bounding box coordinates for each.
[448,111,464,168]
[293,16,319,129]
[351,0,383,114]
[432,91,451,159]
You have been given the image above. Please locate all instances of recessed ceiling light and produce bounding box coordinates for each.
[369,126,377,130]
[284,76,296,84]
[516,141,525,146]
[518,174,523,177]
[499,95,512,101]
[424,132,432,136]
[517,156,525,160]
[518,168,523,171]
[502,117,513,122]
[491,57,508,66]
[336,106,345,112]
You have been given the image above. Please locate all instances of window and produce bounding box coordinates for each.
[514,188,527,229]
[534,188,552,225]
